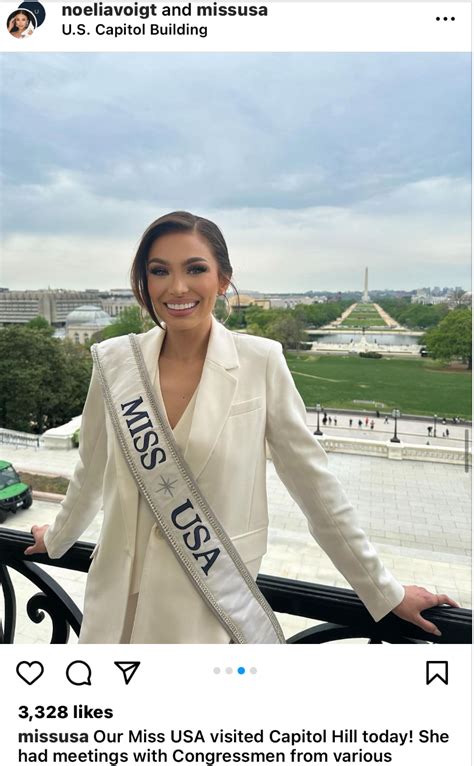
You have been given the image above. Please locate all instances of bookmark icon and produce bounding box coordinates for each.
[114,661,141,685]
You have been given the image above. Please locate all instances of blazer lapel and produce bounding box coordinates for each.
[134,319,239,481]
[184,317,239,479]
[139,323,167,380]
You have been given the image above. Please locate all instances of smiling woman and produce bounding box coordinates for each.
[6,9,35,38]
[146,232,227,325]
[25,211,458,644]
[131,212,235,329]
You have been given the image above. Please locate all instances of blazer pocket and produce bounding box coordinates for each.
[228,397,262,417]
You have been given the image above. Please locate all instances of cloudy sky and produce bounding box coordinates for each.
[0,53,470,292]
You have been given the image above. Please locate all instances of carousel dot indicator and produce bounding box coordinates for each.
[225,667,233,674]
[250,667,257,674]
[213,667,221,674]
[237,666,245,675]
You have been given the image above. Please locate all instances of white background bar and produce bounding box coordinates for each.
[0,2,471,53]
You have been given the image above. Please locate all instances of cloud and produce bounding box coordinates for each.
[0,52,470,290]
[3,174,469,291]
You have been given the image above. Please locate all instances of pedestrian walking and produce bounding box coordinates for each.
[358,420,363,428]
[365,416,369,426]
[370,420,375,430]
[427,426,433,436]
[349,419,353,427]
[446,428,450,437]
[334,417,337,426]
[322,413,328,426]
[384,416,389,424]
[375,410,380,418]
[328,416,332,426]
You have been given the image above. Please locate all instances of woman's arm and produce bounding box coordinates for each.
[264,344,404,622]
[264,344,459,633]
[25,363,107,559]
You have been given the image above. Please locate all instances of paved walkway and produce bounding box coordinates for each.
[1,445,471,643]
[305,410,470,448]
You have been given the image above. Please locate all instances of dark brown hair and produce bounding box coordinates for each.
[130,211,236,326]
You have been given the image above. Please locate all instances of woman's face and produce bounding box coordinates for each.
[147,232,227,332]
[15,13,28,29]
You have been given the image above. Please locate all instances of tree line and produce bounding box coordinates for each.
[377,298,449,330]
[225,301,353,352]
[377,298,471,368]
[0,301,470,435]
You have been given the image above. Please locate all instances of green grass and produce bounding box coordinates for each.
[19,472,69,495]
[339,318,387,327]
[339,303,388,327]
[285,354,471,418]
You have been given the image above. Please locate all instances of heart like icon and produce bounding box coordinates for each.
[16,661,45,685]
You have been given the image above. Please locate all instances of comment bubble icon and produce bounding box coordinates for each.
[66,660,92,686]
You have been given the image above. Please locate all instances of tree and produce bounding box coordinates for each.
[451,287,467,306]
[212,296,227,324]
[377,299,449,329]
[225,310,243,330]
[266,315,306,353]
[53,340,93,424]
[0,326,92,433]
[423,308,472,369]
[243,306,293,335]
[26,316,54,335]
[293,301,351,328]
[246,323,264,337]
[91,306,154,343]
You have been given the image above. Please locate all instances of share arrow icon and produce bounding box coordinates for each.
[114,661,141,685]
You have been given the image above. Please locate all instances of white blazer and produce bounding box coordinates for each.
[44,317,405,643]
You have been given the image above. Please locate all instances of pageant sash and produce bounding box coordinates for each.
[91,334,285,644]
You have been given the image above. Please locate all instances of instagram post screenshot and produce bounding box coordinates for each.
[0,1,472,764]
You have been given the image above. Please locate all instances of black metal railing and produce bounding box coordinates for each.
[0,528,471,644]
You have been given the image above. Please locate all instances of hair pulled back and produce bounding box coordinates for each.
[130,211,235,326]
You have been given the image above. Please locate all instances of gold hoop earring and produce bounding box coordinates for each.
[216,292,232,324]
[223,293,232,324]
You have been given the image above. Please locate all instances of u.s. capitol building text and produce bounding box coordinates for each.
[62,23,208,37]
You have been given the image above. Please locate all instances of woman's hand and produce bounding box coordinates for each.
[24,524,49,556]
[392,585,459,636]
[8,17,16,31]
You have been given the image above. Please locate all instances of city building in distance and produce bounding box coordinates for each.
[0,283,469,329]
[0,288,137,327]
[65,305,113,345]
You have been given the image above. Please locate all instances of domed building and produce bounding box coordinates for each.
[66,304,112,344]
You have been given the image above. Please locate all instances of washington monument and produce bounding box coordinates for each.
[362,266,370,303]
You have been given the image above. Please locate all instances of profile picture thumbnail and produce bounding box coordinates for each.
[6,2,46,39]
[7,8,35,37]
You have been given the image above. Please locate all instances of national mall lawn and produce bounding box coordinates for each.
[286,353,471,419]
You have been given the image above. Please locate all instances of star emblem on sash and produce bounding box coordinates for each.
[157,475,178,497]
